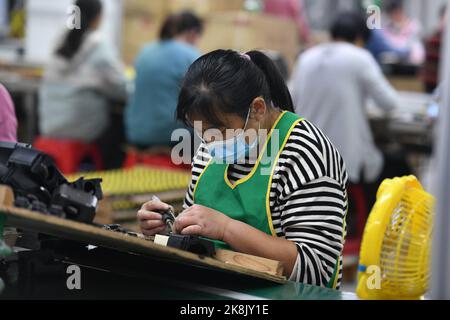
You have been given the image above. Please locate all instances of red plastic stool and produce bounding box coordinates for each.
[344,184,368,256]
[123,147,190,171]
[33,137,103,174]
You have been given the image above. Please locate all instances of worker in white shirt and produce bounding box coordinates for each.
[290,11,405,182]
[290,11,412,212]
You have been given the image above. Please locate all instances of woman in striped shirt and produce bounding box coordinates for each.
[138,50,348,289]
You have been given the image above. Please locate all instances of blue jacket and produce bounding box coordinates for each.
[125,40,199,146]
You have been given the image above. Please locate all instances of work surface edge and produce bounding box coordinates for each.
[0,205,287,284]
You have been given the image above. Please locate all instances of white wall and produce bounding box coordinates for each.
[24,0,122,63]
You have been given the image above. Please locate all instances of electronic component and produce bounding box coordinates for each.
[151,195,176,231]
[154,234,216,257]
[160,207,175,230]
[0,142,103,224]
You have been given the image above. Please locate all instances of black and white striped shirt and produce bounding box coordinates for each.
[184,120,349,289]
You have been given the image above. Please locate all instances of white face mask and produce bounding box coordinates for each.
[206,110,259,164]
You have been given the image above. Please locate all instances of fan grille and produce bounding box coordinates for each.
[379,188,434,297]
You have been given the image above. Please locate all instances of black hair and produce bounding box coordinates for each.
[330,11,371,43]
[176,50,295,128]
[56,0,102,60]
[384,0,404,14]
[159,11,204,40]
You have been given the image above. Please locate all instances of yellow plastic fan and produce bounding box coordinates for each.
[356,176,434,300]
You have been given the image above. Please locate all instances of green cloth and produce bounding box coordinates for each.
[194,112,303,248]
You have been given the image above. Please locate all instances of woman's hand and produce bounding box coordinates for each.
[137,198,172,236]
[174,205,298,277]
[174,205,232,241]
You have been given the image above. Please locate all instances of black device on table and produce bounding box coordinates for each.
[165,234,216,257]
[142,199,215,256]
[0,142,215,257]
[0,141,102,223]
[103,207,216,257]
[156,206,216,257]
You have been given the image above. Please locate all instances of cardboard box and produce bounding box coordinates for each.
[198,12,300,70]
[168,0,245,16]
[122,15,163,65]
[124,0,244,17]
[122,0,165,64]
[122,0,245,64]
[123,0,167,18]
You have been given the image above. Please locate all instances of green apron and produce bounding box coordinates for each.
[193,111,302,240]
[193,111,341,289]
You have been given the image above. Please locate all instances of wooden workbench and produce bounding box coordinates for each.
[0,206,358,300]
[0,203,286,283]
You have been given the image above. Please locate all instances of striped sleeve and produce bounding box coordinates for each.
[272,120,347,288]
[280,177,346,286]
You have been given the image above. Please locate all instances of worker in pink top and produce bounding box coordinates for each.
[382,0,425,65]
[0,84,18,142]
[263,0,310,44]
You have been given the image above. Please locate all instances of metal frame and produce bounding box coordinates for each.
[430,0,450,300]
